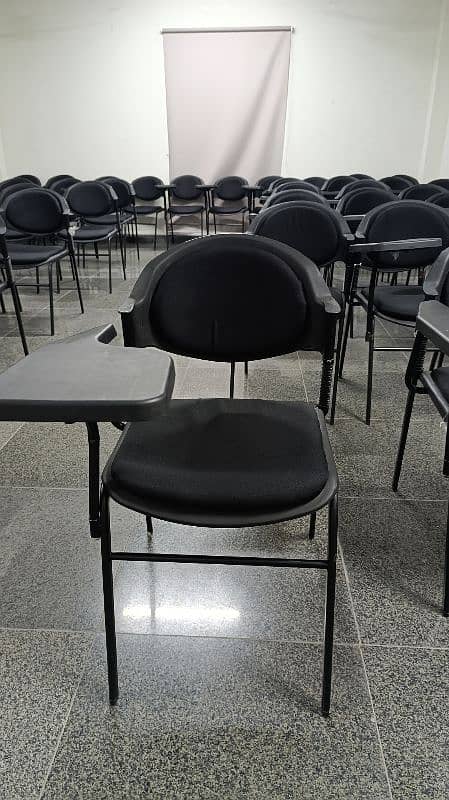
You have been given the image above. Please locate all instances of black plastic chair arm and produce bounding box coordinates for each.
[0,215,6,237]
[350,237,442,255]
[343,214,364,223]
[422,246,449,299]
[416,300,449,358]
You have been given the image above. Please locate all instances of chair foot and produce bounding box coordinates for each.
[309,512,316,540]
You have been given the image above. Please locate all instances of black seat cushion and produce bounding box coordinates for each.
[104,399,329,518]
[428,367,449,402]
[127,204,162,215]
[360,285,425,321]
[210,204,248,215]
[60,225,116,242]
[168,204,204,215]
[85,213,118,225]
[6,243,68,267]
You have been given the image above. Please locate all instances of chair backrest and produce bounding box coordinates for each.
[15,174,40,185]
[304,176,326,189]
[51,176,79,195]
[394,174,418,185]
[256,175,282,194]
[265,189,327,207]
[357,200,449,268]
[249,201,351,268]
[427,192,449,208]
[171,174,204,201]
[101,177,133,209]
[45,174,76,189]
[431,179,449,191]
[399,183,445,201]
[322,175,357,193]
[132,176,165,201]
[0,181,38,208]
[2,188,69,234]
[336,186,396,215]
[66,181,116,217]
[335,178,384,199]
[267,177,298,194]
[213,176,248,201]
[121,234,339,362]
[350,173,374,179]
[276,180,320,194]
[0,176,35,194]
[380,175,413,192]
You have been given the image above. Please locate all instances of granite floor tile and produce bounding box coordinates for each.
[41,636,390,800]
[363,646,449,800]
[340,497,449,646]
[0,628,93,800]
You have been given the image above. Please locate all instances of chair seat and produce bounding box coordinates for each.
[360,285,425,321]
[128,204,162,215]
[87,213,132,225]
[103,399,331,524]
[168,204,205,215]
[6,243,68,267]
[210,204,248,215]
[5,229,31,241]
[60,225,116,242]
[428,367,449,402]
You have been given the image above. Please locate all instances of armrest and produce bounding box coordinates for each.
[423,246,449,299]
[349,237,442,255]
[343,214,364,223]
[416,300,449,358]
[0,215,5,237]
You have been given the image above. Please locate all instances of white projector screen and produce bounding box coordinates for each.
[162,27,291,183]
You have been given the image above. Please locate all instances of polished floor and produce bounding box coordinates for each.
[0,234,448,799]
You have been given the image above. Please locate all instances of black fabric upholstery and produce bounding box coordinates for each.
[335,179,383,199]
[304,177,326,188]
[430,179,449,190]
[45,174,75,189]
[88,212,131,225]
[6,243,68,267]
[268,178,298,194]
[395,174,418,185]
[0,182,36,207]
[357,200,449,268]
[249,201,348,267]
[256,175,281,193]
[381,176,413,192]
[336,187,395,215]
[168,204,204,215]
[67,182,114,217]
[60,225,116,241]
[400,184,445,201]
[214,177,248,201]
[210,204,247,214]
[51,177,79,195]
[322,175,356,193]
[350,174,373,179]
[360,285,425,321]
[15,174,40,185]
[428,192,449,208]
[101,178,132,209]
[129,203,162,214]
[104,399,329,516]
[171,175,203,201]
[4,189,67,235]
[430,367,449,401]
[264,189,326,207]
[0,177,35,194]
[132,176,165,201]
[274,180,320,194]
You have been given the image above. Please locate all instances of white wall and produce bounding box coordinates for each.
[0,0,445,182]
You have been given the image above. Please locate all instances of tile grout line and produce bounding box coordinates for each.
[37,632,99,800]
[338,539,395,800]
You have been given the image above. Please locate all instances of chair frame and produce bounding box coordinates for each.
[0,217,29,354]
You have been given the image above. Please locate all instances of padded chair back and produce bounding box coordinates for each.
[357,200,449,268]
[350,173,373,179]
[394,174,418,185]
[267,177,298,194]
[171,175,203,201]
[249,201,351,267]
[51,177,79,195]
[276,180,320,194]
[3,188,69,235]
[335,179,384,199]
[336,186,396,215]
[15,174,40,185]
[101,177,133,209]
[427,192,449,208]
[304,176,326,189]
[264,189,327,207]
[0,176,35,194]
[214,176,248,201]
[399,184,444,201]
[67,181,116,217]
[0,181,37,208]
[380,175,413,193]
[45,174,76,189]
[431,179,449,191]
[256,175,282,194]
[132,176,165,201]
[322,175,356,193]
[122,234,339,360]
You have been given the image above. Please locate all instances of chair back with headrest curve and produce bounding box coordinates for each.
[399,184,445,201]
[427,192,449,208]
[276,180,320,194]
[0,182,38,208]
[267,177,298,194]
[357,200,449,268]
[256,175,282,194]
[132,176,165,201]
[45,174,76,189]
[122,234,339,361]
[213,176,248,201]
[249,201,351,267]
[335,179,386,199]
[380,175,413,193]
[322,175,356,193]
[431,179,449,191]
[171,175,204,201]
[350,174,373,179]
[336,186,396,215]
[304,176,326,189]
[3,188,69,234]
[67,181,117,217]
[264,189,327,207]
[101,177,133,209]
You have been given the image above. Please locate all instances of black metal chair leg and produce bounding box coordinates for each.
[7,261,28,355]
[94,242,99,260]
[309,512,316,540]
[365,326,375,425]
[429,350,439,371]
[392,388,416,491]
[134,211,140,260]
[230,361,235,398]
[48,262,54,336]
[0,292,5,313]
[146,515,153,535]
[108,238,112,294]
[322,495,338,717]
[153,212,158,251]
[36,266,40,294]
[244,361,249,376]
[86,422,100,536]
[330,312,344,425]
[82,245,86,271]
[99,490,119,705]
[444,500,449,617]
[68,240,84,314]
[170,212,174,244]
[200,211,204,238]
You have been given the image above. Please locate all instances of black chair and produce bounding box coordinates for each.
[255,175,282,196]
[394,174,419,185]
[249,201,352,422]
[380,175,414,194]
[392,283,449,615]
[274,180,320,194]
[335,179,385,200]
[399,184,445,201]
[0,176,35,194]
[321,175,357,199]
[45,174,76,189]
[96,177,138,262]
[336,185,396,233]
[263,188,327,208]
[0,183,38,241]
[14,174,41,186]
[427,192,449,208]
[350,173,373,180]
[0,215,28,354]
[102,234,341,715]
[50,176,80,196]
[166,175,207,241]
[1,187,84,335]
[65,181,125,293]
[131,176,166,250]
[304,176,326,189]
[431,179,449,191]
[208,176,250,233]
[339,200,449,423]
